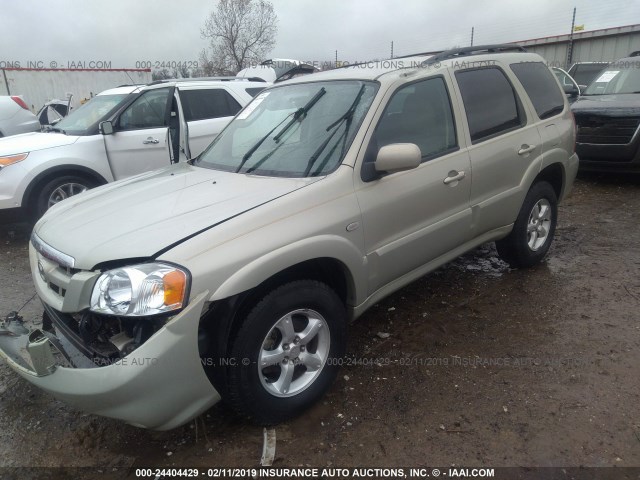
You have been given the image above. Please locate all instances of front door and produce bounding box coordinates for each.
[103,86,173,180]
[356,76,472,294]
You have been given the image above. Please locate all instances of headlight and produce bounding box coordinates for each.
[0,152,29,168]
[90,263,189,316]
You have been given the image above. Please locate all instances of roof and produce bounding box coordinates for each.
[97,78,268,96]
[283,47,543,85]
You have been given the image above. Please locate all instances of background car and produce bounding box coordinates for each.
[0,77,268,221]
[0,95,40,137]
[571,53,640,172]
[36,98,73,127]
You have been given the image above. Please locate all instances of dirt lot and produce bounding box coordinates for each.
[0,174,639,476]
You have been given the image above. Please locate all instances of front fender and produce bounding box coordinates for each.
[210,234,367,307]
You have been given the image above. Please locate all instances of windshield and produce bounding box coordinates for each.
[583,61,640,95]
[196,80,378,178]
[55,93,130,135]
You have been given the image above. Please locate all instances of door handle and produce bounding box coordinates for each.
[443,170,465,185]
[518,144,536,155]
[143,137,159,144]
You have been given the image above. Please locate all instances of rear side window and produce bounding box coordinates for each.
[455,67,524,143]
[179,89,242,121]
[511,62,564,120]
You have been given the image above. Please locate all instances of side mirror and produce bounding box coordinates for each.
[578,84,588,91]
[99,120,114,135]
[563,84,579,97]
[375,143,421,173]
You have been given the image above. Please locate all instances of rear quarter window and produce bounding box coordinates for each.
[510,62,565,120]
[455,67,524,143]
[179,88,242,121]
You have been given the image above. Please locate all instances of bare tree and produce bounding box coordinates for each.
[176,63,192,79]
[201,0,278,75]
[152,68,172,81]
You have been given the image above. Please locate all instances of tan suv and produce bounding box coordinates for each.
[0,45,578,430]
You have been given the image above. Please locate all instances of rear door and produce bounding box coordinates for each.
[103,86,173,180]
[178,87,244,157]
[452,65,542,236]
[511,61,570,162]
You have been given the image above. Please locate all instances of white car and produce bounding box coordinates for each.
[0,95,40,137]
[0,78,267,221]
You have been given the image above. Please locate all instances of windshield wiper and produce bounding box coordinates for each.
[234,110,297,173]
[235,87,327,174]
[273,87,326,143]
[303,85,366,177]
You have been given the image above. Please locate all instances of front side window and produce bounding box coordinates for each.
[511,62,565,120]
[455,67,524,143]
[196,81,378,177]
[374,76,457,160]
[179,89,242,121]
[118,88,171,130]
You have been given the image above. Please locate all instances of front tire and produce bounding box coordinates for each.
[496,181,558,268]
[34,175,96,219]
[227,280,346,425]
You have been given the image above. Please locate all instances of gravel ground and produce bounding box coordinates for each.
[0,174,638,476]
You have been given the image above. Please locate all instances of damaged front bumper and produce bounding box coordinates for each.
[0,291,221,430]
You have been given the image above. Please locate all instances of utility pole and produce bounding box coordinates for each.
[566,7,576,69]
[471,27,474,47]
[335,50,338,68]
[391,41,394,59]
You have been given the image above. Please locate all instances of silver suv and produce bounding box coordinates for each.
[0,45,578,430]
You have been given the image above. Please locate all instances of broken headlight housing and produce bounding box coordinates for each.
[90,263,189,317]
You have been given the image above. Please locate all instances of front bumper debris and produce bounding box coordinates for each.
[0,291,221,430]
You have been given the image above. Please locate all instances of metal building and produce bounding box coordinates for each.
[0,68,151,112]
[513,23,640,68]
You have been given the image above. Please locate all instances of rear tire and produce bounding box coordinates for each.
[496,181,558,268]
[226,280,346,425]
[34,175,96,219]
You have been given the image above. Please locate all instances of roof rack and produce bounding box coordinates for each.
[148,76,266,85]
[333,44,527,72]
[394,50,440,59]
[421,44,527,66]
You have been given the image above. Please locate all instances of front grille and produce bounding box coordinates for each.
[576,115,640,145]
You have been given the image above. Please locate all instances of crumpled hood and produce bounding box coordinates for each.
[0,131,78,155]
[35,162,320,269]
[572,94,640,116]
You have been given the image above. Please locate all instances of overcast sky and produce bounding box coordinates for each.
[2,0,639,68]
